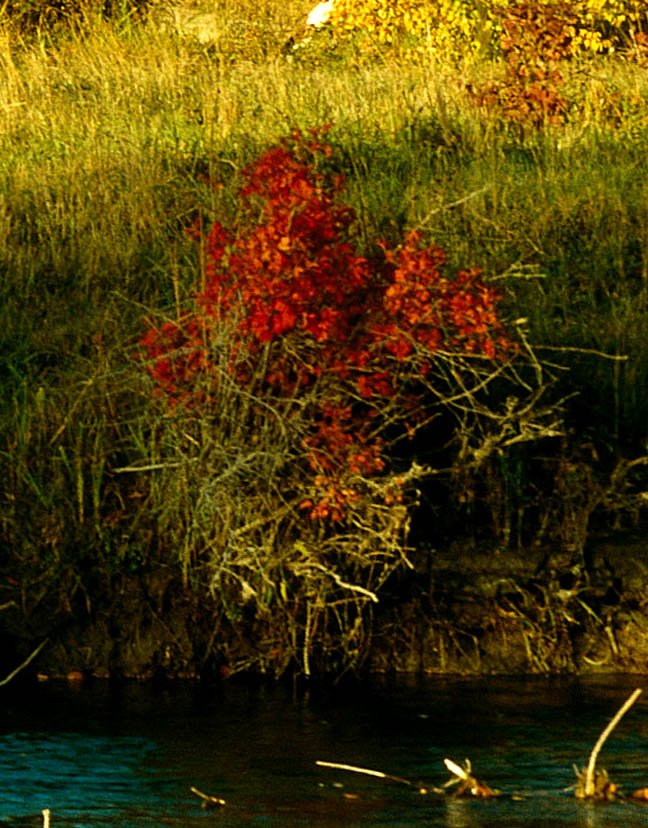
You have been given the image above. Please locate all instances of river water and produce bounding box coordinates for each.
[1,674,647,827]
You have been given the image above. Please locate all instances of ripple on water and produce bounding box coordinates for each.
[0,676,647,828]
[0,732,160,822]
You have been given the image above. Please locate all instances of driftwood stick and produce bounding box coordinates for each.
[316,760,415,788]
[443,757,498,797]
[190,786,226,808]
[0,638,49,687]
[584,687,643,797]
[444,758,471,782]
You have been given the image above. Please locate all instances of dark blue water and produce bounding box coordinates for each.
[1,675,647,827]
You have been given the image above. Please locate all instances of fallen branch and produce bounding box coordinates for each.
[190,786,226,808]
[575,687,643,799]
[316,760,418,789]
[0,639,49,687]
[316,760,434,793]
[316,757,501,798]
[443,758,499,798]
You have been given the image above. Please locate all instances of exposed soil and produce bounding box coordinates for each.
[370,534,648,675]
[3,534,647,682]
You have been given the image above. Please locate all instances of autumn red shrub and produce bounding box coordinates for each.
[141,126,513,522]
[469,1,577,127]
[138,127,566,676]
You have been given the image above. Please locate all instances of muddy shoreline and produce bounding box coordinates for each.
[3,534,645,683]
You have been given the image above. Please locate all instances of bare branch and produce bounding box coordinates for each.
[0,638,49,687]
[293,560,379,602]
[316,760,416,788]
[535,344,629,361]
[584,687,643,798]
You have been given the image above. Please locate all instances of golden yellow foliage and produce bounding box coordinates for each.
[327,0,645,60]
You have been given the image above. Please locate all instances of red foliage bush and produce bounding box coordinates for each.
[469,1,577,127]
[141,126,513,520]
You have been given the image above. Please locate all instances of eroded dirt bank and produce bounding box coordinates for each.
[370,536,648,675]
[3,536,648,681]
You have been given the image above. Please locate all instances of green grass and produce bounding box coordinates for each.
[1,2,648,621]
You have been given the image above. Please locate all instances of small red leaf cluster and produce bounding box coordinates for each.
[141,127,512,520]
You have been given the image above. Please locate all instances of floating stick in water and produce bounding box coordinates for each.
[316,760,417,788]
[444,758,471,783]
[316,758,497,797]
[190,786,226,808]
[443,758,498,798]
[578,686,643,799]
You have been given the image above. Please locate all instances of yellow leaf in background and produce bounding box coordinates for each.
[327,0,643,62]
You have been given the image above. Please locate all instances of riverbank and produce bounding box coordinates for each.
[371,534,648,676]
[2,533,644,683]
[2,2,648,684]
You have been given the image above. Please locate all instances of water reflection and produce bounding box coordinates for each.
[445,796,481,828]
[0,675,646,827]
